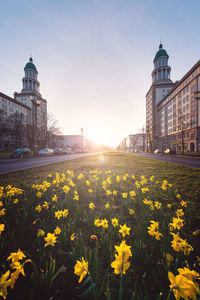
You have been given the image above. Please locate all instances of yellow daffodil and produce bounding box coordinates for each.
[169,217,184,231]
[0,224,5,234]
[0,208,5,216]
[119,224,131,237]
[71,233,75,241]
[129,209,135,215]
[94,218,101,227]
[129,191,136,197]
[111,240,132,275]
[90,235,98,240]
[154,201,162,210]
[54,226,61,235]
[122,193,128,199]
[89,202,95,210]
[74,257,88,283]
[52,195,58,202]
[105,202,110,209]
[111,218,119,227]
[44,233,57,247]
[0,270,11,299]
[101,218,109,229]
[148,221,163,240]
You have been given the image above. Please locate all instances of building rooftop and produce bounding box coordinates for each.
[154,43,169,61]
[24,57,37,72]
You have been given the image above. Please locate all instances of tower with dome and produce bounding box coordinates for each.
[14,57,47,148]
[146,43,175,152]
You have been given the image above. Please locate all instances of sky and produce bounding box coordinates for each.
[1,0,200,146]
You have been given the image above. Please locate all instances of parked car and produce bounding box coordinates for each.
[164,148,176,155]
[11,148,32,158]
[154,149,163,154]
[74,148,82,153]
[62,148,72,154]
[38,148,54,156]
[53,148,63,155]
[83,148,88,153]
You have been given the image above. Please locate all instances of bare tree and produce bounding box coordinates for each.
[46,113,62,147]
[137,126,146,152]
[146,122,153,153]
[8,112,25,149]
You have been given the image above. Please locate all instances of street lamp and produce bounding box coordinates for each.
[31,97,41,156]
[194,90,200,152]
[81,128,84,152]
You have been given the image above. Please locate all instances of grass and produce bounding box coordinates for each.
[0,151,11,157]
[1,152,200,299]
[1,152,200,198]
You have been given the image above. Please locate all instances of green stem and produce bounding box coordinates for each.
[119,275,123,300]
[166,289,172,300]
[88,272,97,300]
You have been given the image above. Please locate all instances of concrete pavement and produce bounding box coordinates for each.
[0,153,97,175]
[129,152,200,168]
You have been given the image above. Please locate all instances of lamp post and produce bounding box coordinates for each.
[31,98,41,156]
[194,90,200,152]
[81,128,84,152]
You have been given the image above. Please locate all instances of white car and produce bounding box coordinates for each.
[154,149,163,154]
[38,148,54,156]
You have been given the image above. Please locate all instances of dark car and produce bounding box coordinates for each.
[11,148,32,158]
[62,148,72,154]
[53,148,63,155]
[164,148,176,155]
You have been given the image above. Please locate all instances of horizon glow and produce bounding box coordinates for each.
[0,0,200,147]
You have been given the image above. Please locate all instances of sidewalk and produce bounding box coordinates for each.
[174,152,200,158]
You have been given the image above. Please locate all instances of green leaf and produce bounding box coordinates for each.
[80,275,91,289]
[50,265,65,287]
[80,283,95,298]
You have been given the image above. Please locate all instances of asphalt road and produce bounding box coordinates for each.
[0,153,97,175]
[129,152,200,168]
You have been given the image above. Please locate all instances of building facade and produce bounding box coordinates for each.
[146,44,175,152]
[48,135,86,150]
[157,60,200,153]
[0,92,31,150]
[0,57,47,151]
[128,134,145,152]
[14,57,47,148]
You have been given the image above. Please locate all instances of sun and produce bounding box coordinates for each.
[86,127,112,146]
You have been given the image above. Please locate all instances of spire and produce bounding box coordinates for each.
[30,57,33,62]
[152,42,171,82]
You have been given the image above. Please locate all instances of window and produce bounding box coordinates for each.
[191,105,197,112]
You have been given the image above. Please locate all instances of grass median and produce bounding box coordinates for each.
[1,152,200,198]
[0,152,200,299]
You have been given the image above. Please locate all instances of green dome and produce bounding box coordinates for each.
[24,57,37,72]
[154,44,169,61]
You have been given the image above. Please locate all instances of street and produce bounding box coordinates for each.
[0,153,97,175]
[129,152,200,168]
